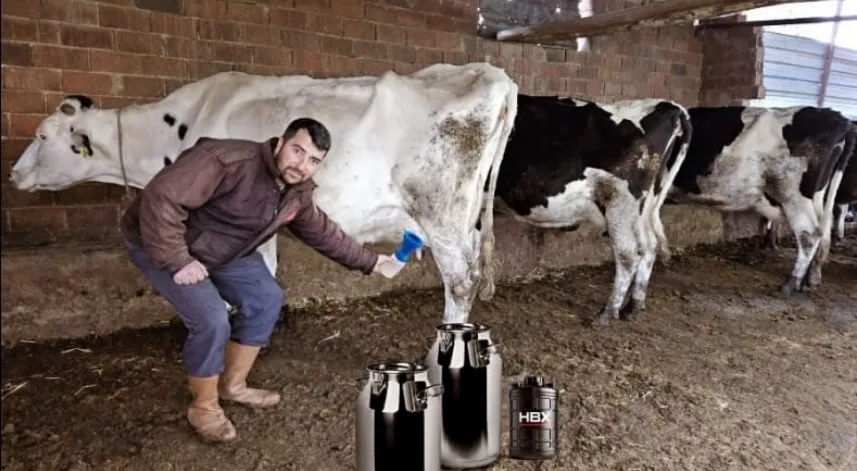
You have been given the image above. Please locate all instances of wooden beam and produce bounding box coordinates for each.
[699,14,857,28]
[495,0,822,43]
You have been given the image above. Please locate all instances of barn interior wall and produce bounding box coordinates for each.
[1,0,725,344]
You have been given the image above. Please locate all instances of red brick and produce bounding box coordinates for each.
[100,96,142,108]
[389,45,415,63]
[406,29,434,48]
[53,183,109,205]
[1,138,31,161]
[115,31,164,55]
[121,75,164,97]
[360,58,393,76]
[426,14,455,33]
[8,115,44,142]
[2,67,62,91]
[1,183,55,208]
[452,19,471,35]
[283,31,319,52]
[1,114,7,136]
[365,4,397,23]
[244,25,283,45]
[393,61,415,75]
[41,0,99,25]
[435,33,462,51]
[211,42,252,62]
[270,9,307,30]
[62,71,114,95]
[67,205,119,230]
[241,64,286,75]
[376,24,406,44]
[343,19,375,40]
[1,91,47,114]
[319,36,353,56]
[2,16,38,42]
[306,12,341,35]
[150,12,197,37]
[140,56,188,78]
[353,40,387,60]
[327,55,359,77]
[38,22,61,44]
[183,0,229,19]
[253,46,293,67]
[60,25,114,50]
[330,0,364,19]
[396,10,425,28]
[227,1,268,23]
[98,5,152,30]
[89,50,143,74]
[32,45,89,71]
[1,0,40,18]
[163,37,208,60]
[45,92,67,110]
[188,60,232,80]
[585,80,604,96]
[1,42,32,66]
[198,20,244,42]
[443,51,467,65]
[414,47,442,65]
[293,51,328,75]
[7,207,67,232]
[164,79,187,95]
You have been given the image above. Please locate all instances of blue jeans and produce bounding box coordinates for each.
[126,242,284,377]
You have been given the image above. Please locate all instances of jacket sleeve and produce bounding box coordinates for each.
[285,196,379,275]
[138,146,228,273]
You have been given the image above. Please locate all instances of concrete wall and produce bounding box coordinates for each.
[1,0,748,345]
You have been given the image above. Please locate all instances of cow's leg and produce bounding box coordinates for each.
[834,203,847,241]
[778,196,822,296]
[621,211,658,322]
[808,170,846,287]
[592,177,641,328]
[425,230,479,324]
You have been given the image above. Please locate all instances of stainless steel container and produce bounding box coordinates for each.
[356,361,444,471]
[424,323,503,468]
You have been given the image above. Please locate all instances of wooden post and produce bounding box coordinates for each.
[495,0,821,43]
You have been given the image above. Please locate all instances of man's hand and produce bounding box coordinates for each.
[372,254,397,276]
[173,260,209,285]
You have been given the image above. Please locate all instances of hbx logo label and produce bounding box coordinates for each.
[519,411,550,428]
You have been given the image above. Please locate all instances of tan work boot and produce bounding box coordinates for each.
[187,375,237,442]
[218,341,281,408]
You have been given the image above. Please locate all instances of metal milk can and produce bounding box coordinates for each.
[356,361,444,471]
[424,322,503,469]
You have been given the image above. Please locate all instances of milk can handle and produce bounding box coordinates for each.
[417,384,444,400]
[479,341,503,356]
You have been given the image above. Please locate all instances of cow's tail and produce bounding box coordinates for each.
[649,104,693,263]
[477,82,518,302]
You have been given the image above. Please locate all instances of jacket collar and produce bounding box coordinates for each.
[262,137,317,193]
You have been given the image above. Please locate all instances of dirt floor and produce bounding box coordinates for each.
[2,233,856,471]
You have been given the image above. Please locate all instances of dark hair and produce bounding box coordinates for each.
[282,117,332,152]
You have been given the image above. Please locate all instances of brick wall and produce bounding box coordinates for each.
[697,14,764,106]
[1,0,704,249]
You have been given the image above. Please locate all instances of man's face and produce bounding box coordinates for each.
[274,128,326,185]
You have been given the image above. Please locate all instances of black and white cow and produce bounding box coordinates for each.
[833,121,857,241]
[667,106,856,296]
[492,94,692,327]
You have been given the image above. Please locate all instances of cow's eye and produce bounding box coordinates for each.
[38,134,47,140]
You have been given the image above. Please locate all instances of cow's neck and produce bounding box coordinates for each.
[96,102,183,189]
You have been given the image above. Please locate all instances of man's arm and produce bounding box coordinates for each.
[138,146,228,273]
[286,197,379,275]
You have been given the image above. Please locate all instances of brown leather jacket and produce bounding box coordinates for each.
[120,136,378,275]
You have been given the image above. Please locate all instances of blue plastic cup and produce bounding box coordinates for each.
[393,230,424,263]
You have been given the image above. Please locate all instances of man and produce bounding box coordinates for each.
[120,118,396,442]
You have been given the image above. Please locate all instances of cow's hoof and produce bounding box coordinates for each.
[620,304,646,322]
[779,276,800,297]
[591,309,617,328]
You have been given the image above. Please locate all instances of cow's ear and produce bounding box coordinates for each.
[57,95,96,116]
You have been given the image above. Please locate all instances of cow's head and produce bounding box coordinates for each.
[10,95,123,192]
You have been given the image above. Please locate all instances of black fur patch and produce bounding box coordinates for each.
[178,123,188,139]
[163,114,176,126]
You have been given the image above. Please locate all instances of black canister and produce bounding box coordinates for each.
[508,375,558,460]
